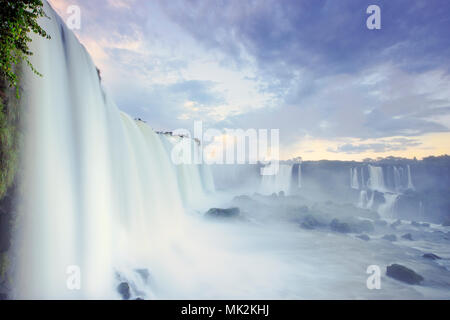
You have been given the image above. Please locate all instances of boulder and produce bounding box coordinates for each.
[300,215,321,230]
[330,219,351,233]
[352,220,375,233]
[401,233,413,241]
[422,253,441,260]
[357,234,370,241]
[386,264,424,285]
[382,234,397,242]
[117,282,131,300]
[205,207,240,219]
[390,220,402,228]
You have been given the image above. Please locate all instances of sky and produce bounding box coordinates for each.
[47,0,450,161]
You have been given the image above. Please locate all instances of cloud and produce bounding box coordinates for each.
[47,0,450,158]
[328,138,422,154]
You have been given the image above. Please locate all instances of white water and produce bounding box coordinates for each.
[350,167,359,189]
[378,193,400,219]
[367,165,385,191]
[407,165,415,190]
[12,2,450,300]
[13,3,212,299]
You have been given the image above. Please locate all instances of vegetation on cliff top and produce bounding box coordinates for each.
[0,0,50,96]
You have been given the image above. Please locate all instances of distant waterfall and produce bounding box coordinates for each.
[14,2,214,299]
[260,164,293,195]
[350,168,359,189]
[407,165,415,190]
[367,165,385,191]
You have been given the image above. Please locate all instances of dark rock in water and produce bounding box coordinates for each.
[135,269,150,283]
[353,220,374,233]
[374,220,388,227]
[278,191,285,197]
[390,220,402,228]
[422,253,442,260]
[382,234,397,241]
[330,219,351,233]
[411,221,430,228]
[401,233,413,241]
[117,282,131,300]
[357,234,370,241]
[205,207,240,219]
[135,297,144,300]
[300,215,321,230]
[386,264,424,285]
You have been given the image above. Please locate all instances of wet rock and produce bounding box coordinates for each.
[205,207,240,219]
[117,282,131,300]
[330,219,351,233]
[357,234,370,241]
[401,233,413,241]
[300,215,321,230]
[278,191,285,197]
[411,221,430,228]
[411,221,421,227]
[390,220,402,228]
[135,269,150,283]
[422,253,441,260]
[382,234,397,242]
[386,264,424,285]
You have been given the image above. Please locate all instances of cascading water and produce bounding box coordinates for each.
[407,165,415,190]
[350,167,359,189]
[378,193,399,219]
[367,165,385,191]
[260,164,293,195]
[13,2,213,299]
[298,163,302,188]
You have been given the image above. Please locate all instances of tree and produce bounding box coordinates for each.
[0,0,50,97]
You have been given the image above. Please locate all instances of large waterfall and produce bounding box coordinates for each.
[13,3,213,299]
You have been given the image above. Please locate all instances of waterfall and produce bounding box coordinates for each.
[260,164,293,195]
[350,167,359,189]
[358,190,369,208]
[367,165,385,191]
[407,165,415,190]
[378,193,399,219]
[13,2,214,299]
[393,166,402,192]
[298,163,302,188]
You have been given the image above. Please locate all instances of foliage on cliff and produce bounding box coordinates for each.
[0,0,50,95]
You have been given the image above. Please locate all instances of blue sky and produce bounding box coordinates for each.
[49,0,450,160]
